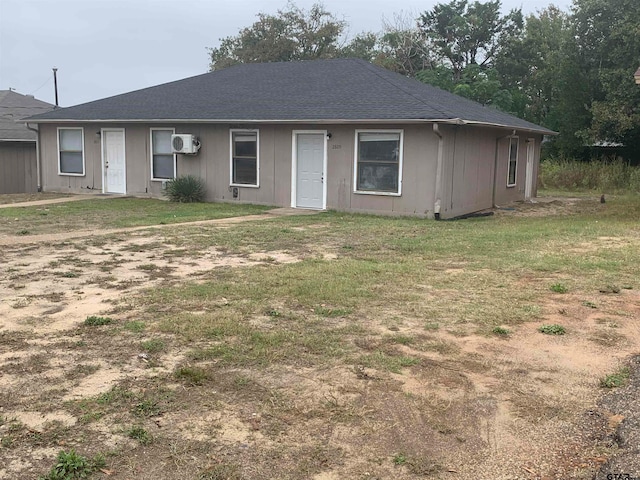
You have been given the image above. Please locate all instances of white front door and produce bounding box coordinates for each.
[524,139,535,200]
[102,129,126,194]
[294,132,325,209]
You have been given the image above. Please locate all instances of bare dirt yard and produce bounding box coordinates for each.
[0,195,639,479]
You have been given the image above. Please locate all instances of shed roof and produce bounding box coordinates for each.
[25,59,554,134]
[0,91,55,141]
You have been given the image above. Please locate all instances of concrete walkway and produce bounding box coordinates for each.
[0,194,111,209]
[0,203,320,246]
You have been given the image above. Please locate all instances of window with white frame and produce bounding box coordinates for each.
[151,129,176,180]
[230,130,258,186]
[507,137,519,187]
[355,131,403,194]
[58,128,85,175]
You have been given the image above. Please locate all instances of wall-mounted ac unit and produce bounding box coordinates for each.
[171,134,201,154]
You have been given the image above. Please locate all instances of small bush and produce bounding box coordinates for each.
[84,316,112,326]
[165,175,206,203]
[538,324,566,335]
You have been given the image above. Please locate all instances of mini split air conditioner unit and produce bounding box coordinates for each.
[171,134,201,154]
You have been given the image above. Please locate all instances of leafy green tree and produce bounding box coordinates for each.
[419,0,523,81]
[572,0,640,158]
[208,3,346,71]
[496,6,570,125]
[340,32,380,63]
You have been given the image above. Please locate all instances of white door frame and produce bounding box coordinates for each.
[101,128,127,194]
[524,138,535,200]
[290,130,327,209]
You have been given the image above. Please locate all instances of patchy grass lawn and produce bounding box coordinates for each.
[0,197,271,235]
[1,194,639,479]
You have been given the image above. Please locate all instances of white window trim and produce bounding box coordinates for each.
[150,128,177,182]
[353,129,404,196]
[57,127,85,176]
[229,128,260,188]
[507,136,519,188]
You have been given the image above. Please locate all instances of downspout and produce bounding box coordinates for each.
[26,123,42,192]
[492,129,516,208]
[432,123,444,220]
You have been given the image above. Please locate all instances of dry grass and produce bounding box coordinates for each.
[1,195,639,479]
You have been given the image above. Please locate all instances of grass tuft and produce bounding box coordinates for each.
[600,367,630,388]
[550,283,568,294]
[538,324,566,335]
[126,425,152,445]
[175,365,209,385]
[38,449,105,480]
[83,316,113,326]
[492,326,510,336]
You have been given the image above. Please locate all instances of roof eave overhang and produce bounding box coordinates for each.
[24,117,556,135]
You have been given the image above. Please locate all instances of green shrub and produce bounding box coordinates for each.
[165,175,206,203]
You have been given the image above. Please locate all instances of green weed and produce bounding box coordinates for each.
[127,426,152,445]
[600,367,630,388]
[38,449,105,480]
[492,326,510,336]
[83,316,112,326]
[141,338,166,353]
[550,283,568,293]
[538,324,566,335]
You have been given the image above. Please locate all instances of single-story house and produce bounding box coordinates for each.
[0,90,54,194]
[24,59,554,218]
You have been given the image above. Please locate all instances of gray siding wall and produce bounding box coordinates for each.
[438,125,498,219]
[39,122,541,218]
[0,142,38,194]
[493,134,543,206]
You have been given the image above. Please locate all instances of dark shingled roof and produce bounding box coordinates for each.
[0,90,54,141]
[25,59,554,134]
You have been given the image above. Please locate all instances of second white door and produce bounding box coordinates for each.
[102,129,126,194]
[295,133,325,209]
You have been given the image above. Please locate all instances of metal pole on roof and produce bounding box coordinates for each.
[52,67,59,107]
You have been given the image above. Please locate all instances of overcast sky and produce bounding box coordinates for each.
[0,0,572,107]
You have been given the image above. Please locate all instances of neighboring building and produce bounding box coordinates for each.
[0,90,54,194]
[635,66,640,84]
[24,59,554,218]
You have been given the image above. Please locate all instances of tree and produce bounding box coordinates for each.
[376,12,434,77]
[419,0,523,81]
[495,6,570,125]
[208,3,346,71]
[340,32,380,63]
[571,0,640,158]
